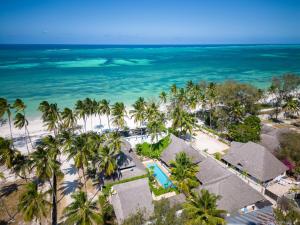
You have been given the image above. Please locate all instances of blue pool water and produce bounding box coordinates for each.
[147,162,173,189]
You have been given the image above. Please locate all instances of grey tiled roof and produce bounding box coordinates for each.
[196,157,232,185]
[197,174,266,213]
[111,178,154,224]
[160,134,205,166]
[222,142,288,182]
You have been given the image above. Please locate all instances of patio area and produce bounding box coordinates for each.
[192,131,229,155]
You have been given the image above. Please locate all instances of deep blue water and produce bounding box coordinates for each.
[0,44,300,117]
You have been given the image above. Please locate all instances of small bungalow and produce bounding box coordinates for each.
[222,141,288,185]
[160,134,205,166]
[110,178,154,224]
[195,158,267,214]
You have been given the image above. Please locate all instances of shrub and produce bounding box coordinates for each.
[228,115,261,143]
[136,135,170,159]
[214,152,222,160]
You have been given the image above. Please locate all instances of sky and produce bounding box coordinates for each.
[0,0,299,44]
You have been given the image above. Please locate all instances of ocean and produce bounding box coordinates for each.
[0,44,300,118]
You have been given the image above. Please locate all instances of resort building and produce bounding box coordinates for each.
[160,134,205,166]
[110,178,154,224]
[222,141,288,185]
[195,158,268,214]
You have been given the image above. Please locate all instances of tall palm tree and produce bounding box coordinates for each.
[99,99,111,130]
[30,135,61,225]
[130,97,146,136]
[12,153,31,181]
[97,146,118,177]
[63,191,102,225]
[39,101,61,135]
[18,182,50,225]
[13,99,33,148]
[14,113,30,154]
[147,118,166,143]
[0,98,14,142]
[181,111,196,139]
[206,82,217,128]
[75,100,88,132]
[145,101,160,122]
[65,134,90,189]
[170,84,178,96]
[229,101,245,123]
[283,97,300,118]
[61,107,77,131]
[0,137,18,169]
[107,131,122,153]
[183,190,226,225]
[169,152,199,195]
[159,91,167,104]
[111,102,127,130]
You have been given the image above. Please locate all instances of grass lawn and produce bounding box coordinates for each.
[136,135,170,159]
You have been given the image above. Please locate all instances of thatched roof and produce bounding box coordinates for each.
[196,157,231,185]
[110,178,154,224]
[223,142,288,183]
[160,134,205,166]
[197,174,266,213]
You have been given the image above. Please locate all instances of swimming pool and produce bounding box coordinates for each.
[146,162,173,189]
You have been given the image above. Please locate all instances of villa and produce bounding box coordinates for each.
[195,157,268,214]
[110,178,154,224]
[160,134,205,166]
[222,141,288,185]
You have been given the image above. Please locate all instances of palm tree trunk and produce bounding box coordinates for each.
[25,125,33,148]
[99,115,102,129]
[84,117,87,132]
[107,115,110,130]
[51,173,57,225]
[24,128,30,155]
[8,114,14,147]
[91,115,93,130]
[82,166,87,192]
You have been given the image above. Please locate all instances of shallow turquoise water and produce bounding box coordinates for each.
[0,44,300,118]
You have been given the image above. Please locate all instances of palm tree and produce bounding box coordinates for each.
[183,190,226,225]
[170,84,178,96]
[169,152,199,195]
[147,118,166,144]
[13,99,33,148]
[39,101,61,135]
[75,100,88,132]
[229,101,245,123]
[12,153,31,181]
[18,182,50,225]
[130,97,146,136]
[65,134,90,189]
[283,97,300,118]
[159,91,167,104]
[30,135,61,225]
[0,137,18,169]
[111,102,127,130]
[206,82,217,128]
[63,191,102,225]
[14,113,30,154]
[97,146,118,177]
[107,131,122,153]
[99,99,111,130]
[61,107,77,131]
[181,111,196,139]
[0,98,14,142]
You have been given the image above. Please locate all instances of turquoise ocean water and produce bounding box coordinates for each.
[0,44,300,118]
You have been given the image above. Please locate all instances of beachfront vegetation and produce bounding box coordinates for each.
[277,131,300,176]
[0,73,300,224]
[274,196,300,225]
[183,190,226,225]
[228,115,261,142]
[169,152,199,195]
[136,135,170,158]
